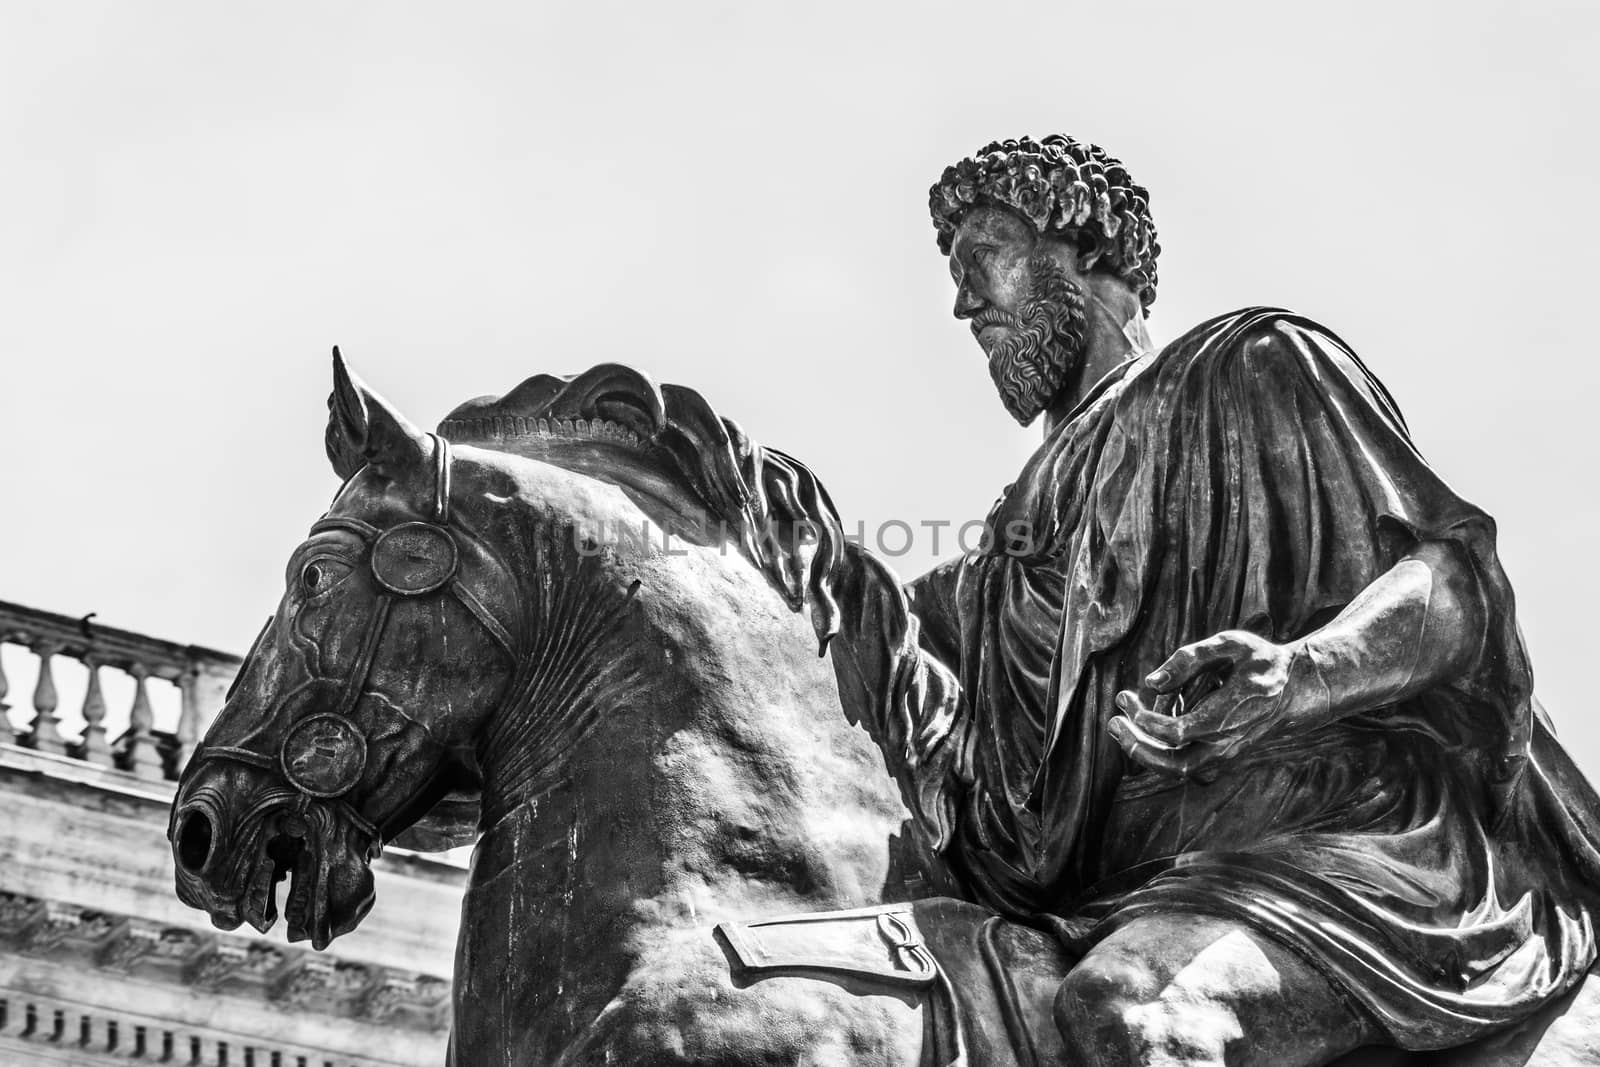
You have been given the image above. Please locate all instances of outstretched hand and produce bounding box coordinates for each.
[1107,630,1330,779]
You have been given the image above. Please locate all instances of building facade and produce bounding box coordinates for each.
[0,599,463,1067]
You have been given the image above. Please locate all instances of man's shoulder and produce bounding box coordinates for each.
[1140,306,1379,395]
[1124,306,1408,436]
[1155,306,1345,367]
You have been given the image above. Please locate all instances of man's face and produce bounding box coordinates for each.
[947,203,1087,425]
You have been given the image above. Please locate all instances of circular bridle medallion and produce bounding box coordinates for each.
[371,521,459,596]
[192,434,482,834]
[280,712,368,798]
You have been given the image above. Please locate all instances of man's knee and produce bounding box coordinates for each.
[1054,952,1156,1057]
[1054,951,1234,1066]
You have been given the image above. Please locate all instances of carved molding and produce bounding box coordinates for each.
[361,973,417,1023]
[0,893,40,938]
[0,984,418,1067]
[0,889,449,1031]
[273,956,373,1013]
[21,901,118,955]
[98,920,161,971]
[186,939,250,991]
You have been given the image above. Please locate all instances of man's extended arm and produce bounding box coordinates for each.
[1109,539,1489,776]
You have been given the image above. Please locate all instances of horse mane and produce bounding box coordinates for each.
[438,364,846,650]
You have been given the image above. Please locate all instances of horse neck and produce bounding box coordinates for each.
[478,523,904,893]
[460,530,907,1038]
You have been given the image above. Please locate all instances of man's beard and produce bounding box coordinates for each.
[982,255,1087,426]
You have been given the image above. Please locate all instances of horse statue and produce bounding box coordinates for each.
[169,355,1600,1066]
[168,352,1063,1064]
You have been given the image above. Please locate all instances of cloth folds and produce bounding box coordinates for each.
[880,307,1600,1049]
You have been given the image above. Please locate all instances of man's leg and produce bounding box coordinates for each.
[1053,913,1378,1067]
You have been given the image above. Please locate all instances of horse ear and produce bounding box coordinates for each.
[325,346,428,481]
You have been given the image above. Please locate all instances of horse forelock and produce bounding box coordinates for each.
[437,363,846,648]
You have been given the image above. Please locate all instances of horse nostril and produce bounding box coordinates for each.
[176,810,214,874]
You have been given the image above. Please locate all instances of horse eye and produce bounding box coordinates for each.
[302,562,324,592]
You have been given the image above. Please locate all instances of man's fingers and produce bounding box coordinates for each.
[1123,679,1254,747]
[1114,688,1155,717]
[1130,690,1239,746]
[1149,689,1245,744]
[1107,715,1223,778]
[1145,632,1251,692]
[1118,688,1187,743]
[1114,688,1184,717]
[1130,705,1190,744]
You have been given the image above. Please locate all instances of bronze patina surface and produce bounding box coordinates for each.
[167,135,1600,1066]
[901,134,1600,1064]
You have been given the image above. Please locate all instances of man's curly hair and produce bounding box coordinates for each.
[930,134,1160,313]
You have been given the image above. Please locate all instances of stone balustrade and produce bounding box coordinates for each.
[0,599,240,781]
[0,598,462,1066]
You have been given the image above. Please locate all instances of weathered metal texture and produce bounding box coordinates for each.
[167,133,1600,1066]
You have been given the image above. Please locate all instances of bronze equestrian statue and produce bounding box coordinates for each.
[169,134,1600,1065]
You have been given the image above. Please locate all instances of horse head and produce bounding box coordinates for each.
[170,351,526,948]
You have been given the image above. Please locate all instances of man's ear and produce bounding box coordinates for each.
[325,347,429,482]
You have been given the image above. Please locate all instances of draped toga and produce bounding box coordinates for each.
[887,307,1600,1049]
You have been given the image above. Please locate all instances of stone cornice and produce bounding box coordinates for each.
[0,741,465,1067]
[0,971,437,1066]
[1,889,449,1031]
[0,744,467,977]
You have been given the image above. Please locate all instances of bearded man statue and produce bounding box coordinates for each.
[848,134,1600,1065]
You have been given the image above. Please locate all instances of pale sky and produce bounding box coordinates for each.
[3,2,1598,776]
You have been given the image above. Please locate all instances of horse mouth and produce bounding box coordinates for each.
[253,827,314,940]
[174,802,367,950]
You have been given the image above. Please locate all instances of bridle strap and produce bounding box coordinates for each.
[312,516,380,540]
[335,594,393,722]
[190,432,506,848]
[430,433,452,524]
[198,745,276,771]
[449,578,516,658]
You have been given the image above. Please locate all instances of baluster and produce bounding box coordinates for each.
[118,664,163,780]
[176,671,200,776]
[176,670,204,776]
[0,636,14,745]
[79,658,112,766]
[28,642,67,755]
[176,660,232,776]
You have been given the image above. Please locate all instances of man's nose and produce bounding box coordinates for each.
[953,283,985,319]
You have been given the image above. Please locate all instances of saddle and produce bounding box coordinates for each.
[717,897,1074,1067]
